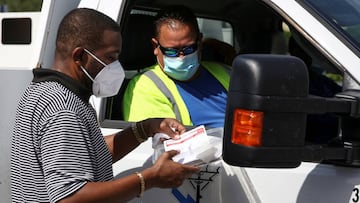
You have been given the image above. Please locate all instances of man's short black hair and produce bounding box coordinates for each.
[154,5,200,39]
[56,8,121,58]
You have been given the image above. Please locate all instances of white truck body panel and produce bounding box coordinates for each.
[0,70,33,203]
[36,0,81,69]
[0,12,40,69]
[1,0,360,202]
[245,162,360,203]
[78,0,124,21]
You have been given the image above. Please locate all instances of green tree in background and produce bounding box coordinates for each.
[0,0,42,11]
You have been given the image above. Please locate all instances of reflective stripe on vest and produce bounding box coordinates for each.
[144,62,230,124]
[144,71,183,123]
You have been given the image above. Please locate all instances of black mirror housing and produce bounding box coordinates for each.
[223,54,310,168]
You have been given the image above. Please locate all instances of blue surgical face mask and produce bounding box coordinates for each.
[162,51,200,81]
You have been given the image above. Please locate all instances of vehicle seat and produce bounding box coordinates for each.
[106,13,156,120]
[118,13,156,70]
[201,38,236,65]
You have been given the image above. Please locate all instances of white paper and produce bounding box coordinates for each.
[163,125,222,165]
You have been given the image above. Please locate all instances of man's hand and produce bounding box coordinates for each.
[141,118,186,139]
[143,150,200,188]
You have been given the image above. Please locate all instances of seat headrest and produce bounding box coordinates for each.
[119,14,157,70]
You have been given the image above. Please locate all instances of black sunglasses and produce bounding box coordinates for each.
[157,42,198,57]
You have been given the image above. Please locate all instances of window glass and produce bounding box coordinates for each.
[304,0,360,51]
[130,10,234,46]
[2,18,31,44]
[103,11,234,125]
[198,18,233,46]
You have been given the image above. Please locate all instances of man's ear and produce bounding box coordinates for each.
[72,47,87,67]
[151,38,159,55]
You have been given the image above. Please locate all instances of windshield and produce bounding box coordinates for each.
[303,0,360,51]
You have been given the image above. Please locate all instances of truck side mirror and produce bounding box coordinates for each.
[223,54,309,168]
[223,54,360,168]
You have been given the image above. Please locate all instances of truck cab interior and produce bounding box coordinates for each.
[101,0,344,151]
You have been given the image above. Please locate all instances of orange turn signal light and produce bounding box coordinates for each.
[231,109,264,147]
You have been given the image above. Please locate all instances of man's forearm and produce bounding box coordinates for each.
[105,126,143,162]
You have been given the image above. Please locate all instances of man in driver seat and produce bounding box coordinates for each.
[122,5,231,128]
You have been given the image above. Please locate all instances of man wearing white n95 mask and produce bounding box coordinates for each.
[10,8,199,203]
[81,48,125,97]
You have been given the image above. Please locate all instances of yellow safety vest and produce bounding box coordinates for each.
[122,61,230,125]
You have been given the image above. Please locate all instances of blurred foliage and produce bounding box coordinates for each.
[0,0,42,11]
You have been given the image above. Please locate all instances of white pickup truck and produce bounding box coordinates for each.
[1,0,360,202]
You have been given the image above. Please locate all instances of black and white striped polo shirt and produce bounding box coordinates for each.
[11,69,113,203]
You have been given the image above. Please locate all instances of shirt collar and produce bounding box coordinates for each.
[32,68,92,102]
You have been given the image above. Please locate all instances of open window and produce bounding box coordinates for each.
[100,8,234,129]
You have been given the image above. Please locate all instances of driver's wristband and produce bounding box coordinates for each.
[131,123,147,143]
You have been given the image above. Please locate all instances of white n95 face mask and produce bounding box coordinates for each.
[81,49,125,98]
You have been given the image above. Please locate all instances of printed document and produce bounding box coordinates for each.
[163,125,222,166]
